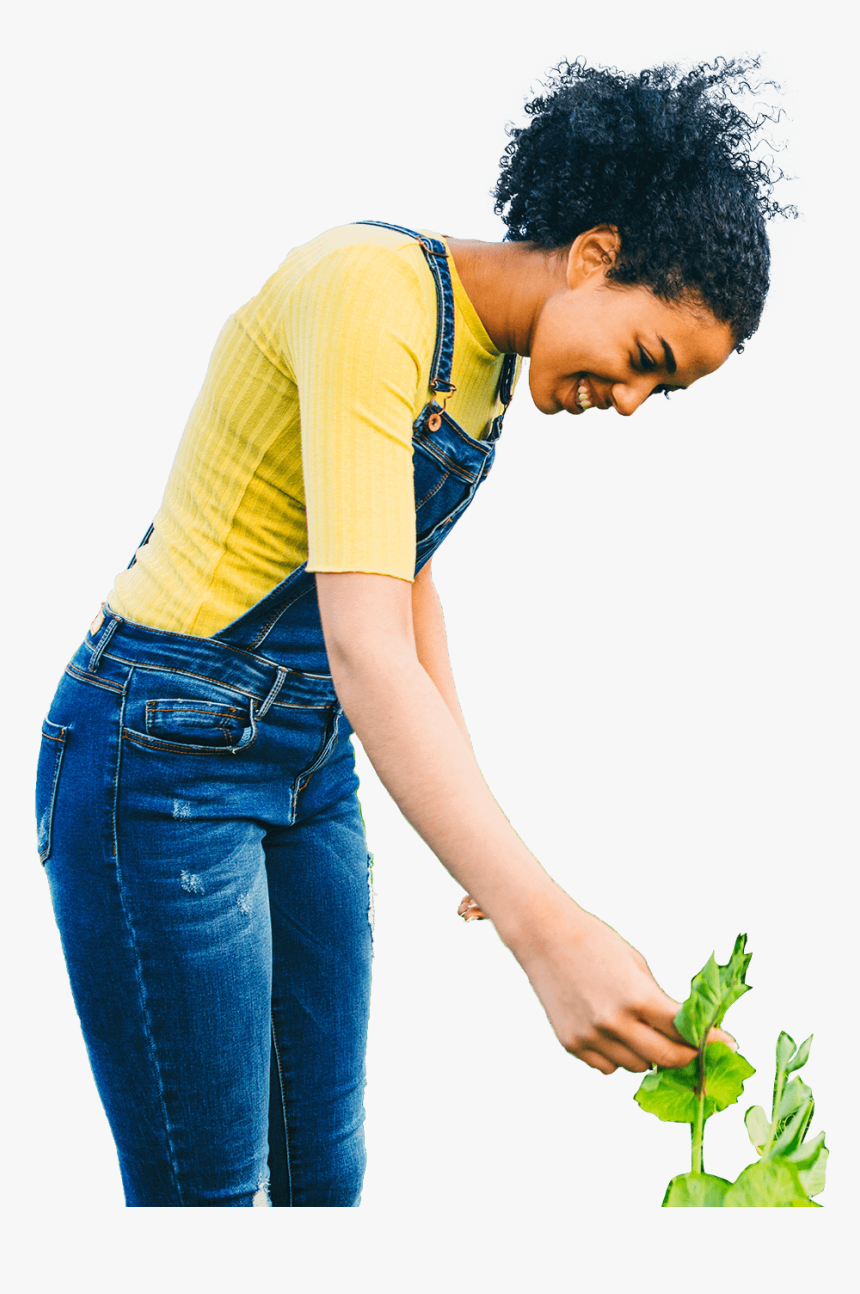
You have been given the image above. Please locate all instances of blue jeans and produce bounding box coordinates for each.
[37,627,373,1206]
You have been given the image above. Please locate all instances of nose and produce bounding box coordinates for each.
[610,380,654,417]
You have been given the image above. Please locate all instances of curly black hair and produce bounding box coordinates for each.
[494,57,796,349]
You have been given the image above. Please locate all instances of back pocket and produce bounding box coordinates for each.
[35,717,68,863]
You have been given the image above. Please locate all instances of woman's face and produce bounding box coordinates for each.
[526,232,736,418]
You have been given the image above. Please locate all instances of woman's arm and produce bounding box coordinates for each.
[315,570,736,1074]
[318,570,542,940]
[411,559,473,751]
[412,562,486,920]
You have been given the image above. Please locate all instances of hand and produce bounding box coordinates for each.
[461,886,736,1075]
[457,893,487,922]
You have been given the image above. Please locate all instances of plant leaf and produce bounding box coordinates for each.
[774,1076,813,1127]
[714,932,754,1027]
[784,1034,813,1075]
[634,1042,755,1123]
[673,934,752,1048]
[722,1157,818,1206]
[662,1172,732,1207]
[744,1104,770,1155]
[769,1098,814,1159]
[783,1130,828,1198]
[673,954,721,1048]
[776,1031,796,1072]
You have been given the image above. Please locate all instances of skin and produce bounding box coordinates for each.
[315,227,738,1076]
[445,224,735,418]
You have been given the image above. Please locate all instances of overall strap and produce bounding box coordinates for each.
[498,352,517,408]
[354,220,455,396]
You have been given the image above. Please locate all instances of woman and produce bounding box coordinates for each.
[35,57,791,1206]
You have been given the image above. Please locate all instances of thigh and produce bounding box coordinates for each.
[40,669,274,1207]
[265,732,374,1207]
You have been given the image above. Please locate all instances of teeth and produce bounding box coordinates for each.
[577,381,591,410]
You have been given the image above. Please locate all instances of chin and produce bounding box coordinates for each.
[527,374,560,415]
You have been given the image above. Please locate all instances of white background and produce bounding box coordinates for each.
[3,0,854,1285]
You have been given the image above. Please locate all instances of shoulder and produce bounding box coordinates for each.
[280,223,436,306]
[235,224,444,380]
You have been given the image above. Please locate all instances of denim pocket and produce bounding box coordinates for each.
[145,698,251,748]
[123,680,257,755]
[35,717,68,863]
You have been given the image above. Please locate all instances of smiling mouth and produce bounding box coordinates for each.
[568,375,595,413]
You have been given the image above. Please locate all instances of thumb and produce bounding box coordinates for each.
[652,996,737,1053]
[708,1025,738,1051]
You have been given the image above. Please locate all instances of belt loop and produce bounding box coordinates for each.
[257,666,287,718]
[88,614,121,674]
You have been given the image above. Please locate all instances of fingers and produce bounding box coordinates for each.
[624,999,739,1067]
[603,1015,698,1070]
[587,1036,652,1074]
[574,1026,691,1075]
[577,1048,618,1075]
[457,895,487,921]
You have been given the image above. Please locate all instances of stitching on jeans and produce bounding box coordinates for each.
[97,609,336,680]
[257,666,287,719]
[146,705,245,719]
[112,669,186,1203]
[291,707,340,808]
[414,439,477,482]
[270,1014,293,1207]
[415,475,450,509]
[102,656,332,709]
[248,584,317,650]
[65,662,125,694]
[122,724,259,756]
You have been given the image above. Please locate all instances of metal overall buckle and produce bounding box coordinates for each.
[426,384,456,433]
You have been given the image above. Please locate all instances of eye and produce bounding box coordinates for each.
[637,345,656,372]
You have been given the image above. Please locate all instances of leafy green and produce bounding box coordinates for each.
[662,1172,732,1207]
[632,934,829,1207]
[783,1130,828,1198]
[744,1104,770,1154]
[634,1042,755,1123]
[784,1033,813,1075]
[673,933,752,1048]
[722,1158,819,1206]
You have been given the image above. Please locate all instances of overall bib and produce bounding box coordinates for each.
[35,222,517,1207]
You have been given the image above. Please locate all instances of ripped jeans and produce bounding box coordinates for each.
[36,618,374,1206]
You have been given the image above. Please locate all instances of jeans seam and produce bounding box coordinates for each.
[112,669,186,1204]
[270,1013,293,1207]
[65,661,125,694]
[290,707,342,820]
[248,583,317,650]
[102,656,332,710]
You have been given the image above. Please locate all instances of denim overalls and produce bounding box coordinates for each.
[35,222,517,1208]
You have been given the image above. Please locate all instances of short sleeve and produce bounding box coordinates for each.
[281,242,436,583]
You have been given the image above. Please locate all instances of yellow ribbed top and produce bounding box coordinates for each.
[107,223,520,637]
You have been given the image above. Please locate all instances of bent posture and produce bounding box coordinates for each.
[35,58,792,1206]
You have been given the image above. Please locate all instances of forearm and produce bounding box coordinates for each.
[410,570,473,750]
[331,643,558,947]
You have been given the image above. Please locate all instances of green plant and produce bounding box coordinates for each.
[633,934,828,1206]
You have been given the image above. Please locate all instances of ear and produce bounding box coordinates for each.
[565,225,621,289]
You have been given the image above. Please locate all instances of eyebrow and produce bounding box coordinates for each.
[659,337,677,374]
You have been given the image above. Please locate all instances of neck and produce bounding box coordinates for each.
[445,238,565,355]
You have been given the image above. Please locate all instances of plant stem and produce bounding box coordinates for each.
[691,1045,707,1174]
[762,1065,786,1159]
